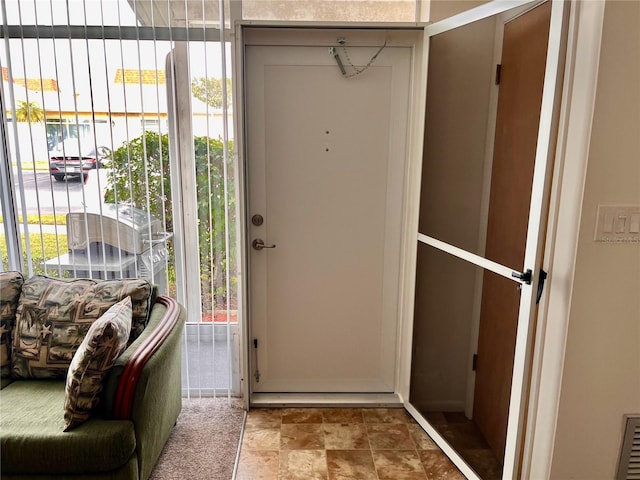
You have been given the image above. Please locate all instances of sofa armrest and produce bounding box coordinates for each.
[100,295,184,480]
[101,296,184,419]
[113,296,182,419]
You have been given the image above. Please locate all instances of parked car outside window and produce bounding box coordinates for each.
[49,139,111,182]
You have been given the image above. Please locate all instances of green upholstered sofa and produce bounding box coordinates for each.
[0,272,185,480]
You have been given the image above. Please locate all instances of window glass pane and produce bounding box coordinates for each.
[2,0,138,26]
[2,1,240,398]
[2,0,233,28]
[2,34,239,395]
[243,0,416,22]
[1,36,175,282]
[189,42,236,320]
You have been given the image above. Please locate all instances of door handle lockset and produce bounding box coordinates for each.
[252,239,276,250]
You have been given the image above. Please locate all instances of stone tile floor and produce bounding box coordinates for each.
[235,407,469,480]
[425,412,502,480]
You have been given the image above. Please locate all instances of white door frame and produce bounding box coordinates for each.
[238,26,424,405]
[524,1,606,477]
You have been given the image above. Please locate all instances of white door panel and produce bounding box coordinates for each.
[247,45,410,392]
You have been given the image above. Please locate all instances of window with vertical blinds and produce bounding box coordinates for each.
[0,0,238,399]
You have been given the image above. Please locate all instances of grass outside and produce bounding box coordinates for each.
[1,232,67,273]
[12,160,49,171]
[0,214,66,225]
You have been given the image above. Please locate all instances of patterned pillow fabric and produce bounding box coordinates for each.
[63,296,132,431]
[11,276,152,379]
[0,271,24,378]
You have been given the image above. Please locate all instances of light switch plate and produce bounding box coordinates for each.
[595,205,640,243]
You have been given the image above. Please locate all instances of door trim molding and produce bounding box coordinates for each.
[502,1,571,476]
[395,28,428,404]
[524,1,606,477]
[242,29,421,396]
[242,26,421,47]
[233,24,251,411]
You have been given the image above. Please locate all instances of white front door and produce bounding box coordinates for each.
[246,40,411,393]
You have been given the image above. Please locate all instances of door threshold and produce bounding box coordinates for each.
[250,392,402,407]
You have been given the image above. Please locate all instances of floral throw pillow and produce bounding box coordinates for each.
[63,297,132,431]
[0,271,24,378]
[11,276,152,379]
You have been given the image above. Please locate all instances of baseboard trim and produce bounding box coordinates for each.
[250,392,402,407]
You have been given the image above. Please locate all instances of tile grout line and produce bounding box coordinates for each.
[279,412,283,479]
[322,414,328,480]
[362,410,381,480]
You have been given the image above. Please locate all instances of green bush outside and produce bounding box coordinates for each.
[103,131,236,310]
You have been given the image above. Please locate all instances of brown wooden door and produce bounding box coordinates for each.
[472,1,552,462]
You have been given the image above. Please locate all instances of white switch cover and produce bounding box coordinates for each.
[595,205,640,243]
[630,214,640,233]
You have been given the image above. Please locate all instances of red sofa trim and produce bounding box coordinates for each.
[113,295,181,419]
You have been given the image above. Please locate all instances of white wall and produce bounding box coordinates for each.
[6,122,48,164]
[428,0,489,22]
[550,1,640,478]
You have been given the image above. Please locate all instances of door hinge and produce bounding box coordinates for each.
[495,64,502,85]
[472,353,478,371]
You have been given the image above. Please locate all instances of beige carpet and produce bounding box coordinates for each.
[149,397,245,480]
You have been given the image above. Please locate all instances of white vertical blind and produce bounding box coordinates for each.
[0,0,239,398]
